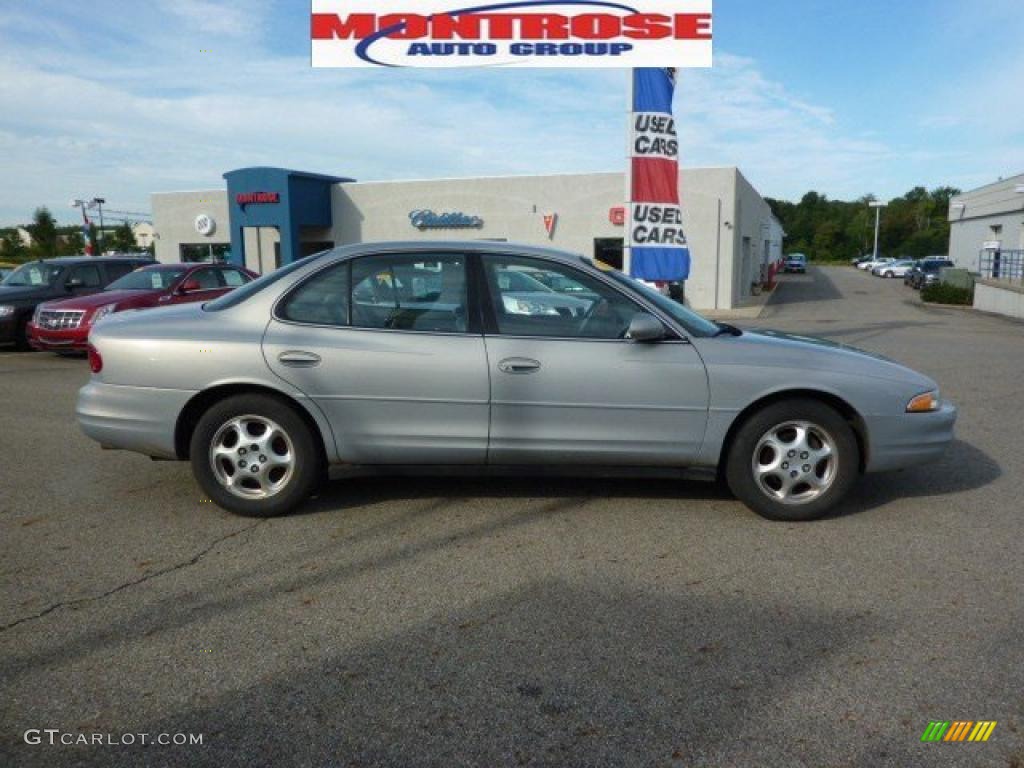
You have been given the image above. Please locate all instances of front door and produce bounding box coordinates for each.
[263,251,489,464]
[480,254,709,465]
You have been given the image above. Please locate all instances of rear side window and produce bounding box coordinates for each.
[279,262,350,326]
[221,269,250,287]
[70,264,103,287]
[350,253,468,333]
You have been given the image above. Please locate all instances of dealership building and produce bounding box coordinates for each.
[151,166,782,311]
[947,172,1024,271]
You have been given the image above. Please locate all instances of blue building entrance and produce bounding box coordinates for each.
[223,167,353,270]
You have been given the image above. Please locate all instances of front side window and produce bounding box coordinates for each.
[187,268,223,290]
[351,253,468,333]
[484,255,638,339]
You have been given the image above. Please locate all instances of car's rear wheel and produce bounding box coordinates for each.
[725,400,859,521]
[190,394,322,517]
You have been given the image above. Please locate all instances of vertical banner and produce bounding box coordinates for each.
[625,67,689,281]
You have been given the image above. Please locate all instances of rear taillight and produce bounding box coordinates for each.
[87,344,103,373]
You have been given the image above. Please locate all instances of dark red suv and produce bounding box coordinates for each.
[29,262,257,352]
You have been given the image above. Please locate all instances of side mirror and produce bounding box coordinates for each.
[626,312,666,342]
[179,278,201,293]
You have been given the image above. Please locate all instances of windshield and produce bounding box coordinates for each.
[1,261,63,287]
[107,267,188,291]
[205,251,326,311]
[603,266,720,338]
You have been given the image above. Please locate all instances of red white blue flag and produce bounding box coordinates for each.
[627,67,689,281]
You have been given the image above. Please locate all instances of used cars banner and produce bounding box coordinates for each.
[627,67,689,280]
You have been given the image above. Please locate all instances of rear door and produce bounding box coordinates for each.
[263,251,490,464]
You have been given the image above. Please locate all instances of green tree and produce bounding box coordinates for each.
[27,207,59,258]
[0,229,29,263]
[107,221,138,252]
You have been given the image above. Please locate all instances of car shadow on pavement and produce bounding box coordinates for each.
[9,580,882,768]
[301,474,734,518]
[829,439,1001,517]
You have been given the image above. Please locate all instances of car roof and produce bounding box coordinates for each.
[325,240,588,265]
[27,255,154,265]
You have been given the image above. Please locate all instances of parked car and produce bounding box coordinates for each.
[29,262,257,352]
[783,253,807,273]
[908,258,954,289]
[872,259,917,278]
[851,254,875,267]
[77,241,956,523]
[858,256,894,271]
[0,255,154,350]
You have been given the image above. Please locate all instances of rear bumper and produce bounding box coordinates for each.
[76,380,196,459]
[865,401,957,472]
[28,322,90,351]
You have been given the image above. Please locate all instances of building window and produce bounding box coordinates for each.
[180,243,232,263]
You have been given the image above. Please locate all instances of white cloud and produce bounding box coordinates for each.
[3,2,988,224]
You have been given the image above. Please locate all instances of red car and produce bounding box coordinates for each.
[29,262,257,352]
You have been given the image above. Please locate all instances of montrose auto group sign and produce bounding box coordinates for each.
[311,1,712,68]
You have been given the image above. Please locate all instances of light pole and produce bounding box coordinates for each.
[92,198,106,252]
[869,201,887,260]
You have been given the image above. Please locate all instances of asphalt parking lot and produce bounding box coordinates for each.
[1,265,1022,767]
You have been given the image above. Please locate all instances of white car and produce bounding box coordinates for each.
[872,259,916,278]
[859,257,894,271]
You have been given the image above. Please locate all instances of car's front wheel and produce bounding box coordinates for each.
[725,400,859,521]
[190,393,322,517]
[884,271,894,278]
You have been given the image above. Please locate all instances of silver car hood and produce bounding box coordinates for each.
[697,328,935,389]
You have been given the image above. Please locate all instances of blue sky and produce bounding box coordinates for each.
[1,0,1022,225]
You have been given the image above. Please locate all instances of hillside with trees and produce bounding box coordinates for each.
[767,186,959,262]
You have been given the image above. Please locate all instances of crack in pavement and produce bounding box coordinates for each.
[0,520,266,634]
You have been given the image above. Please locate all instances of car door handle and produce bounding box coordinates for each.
[278,350,322,367]
[498,357,541,374]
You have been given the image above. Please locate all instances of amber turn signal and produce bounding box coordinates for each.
[906,391,938,413]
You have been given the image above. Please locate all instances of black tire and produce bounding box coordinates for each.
[725,399,860,521]
[189,393,323,517]
[884,271,894,278]
[14,317,31,351]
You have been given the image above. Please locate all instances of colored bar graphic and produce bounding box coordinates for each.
[921,720,996,743]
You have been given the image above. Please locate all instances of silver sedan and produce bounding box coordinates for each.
[77,241,956,521]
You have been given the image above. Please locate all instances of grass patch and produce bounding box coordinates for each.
[921,283,973,305]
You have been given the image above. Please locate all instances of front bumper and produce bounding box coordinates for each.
[28,321,90,351]
[865,400,958,472]
[76,380,196,459]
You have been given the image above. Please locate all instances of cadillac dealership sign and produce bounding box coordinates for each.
[409,210,483,229]
[311,1,712,68]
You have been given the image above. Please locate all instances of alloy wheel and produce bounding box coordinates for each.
[751,420,837,505]
[209,415,295,499]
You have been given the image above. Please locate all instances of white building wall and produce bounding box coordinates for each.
[151,190,230,263]
[948,173,1024,271]
[151,167,775,310]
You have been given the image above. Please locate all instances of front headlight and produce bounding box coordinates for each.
[91,303,119,324]
[0,305,15,318]
[906,390,940,413]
